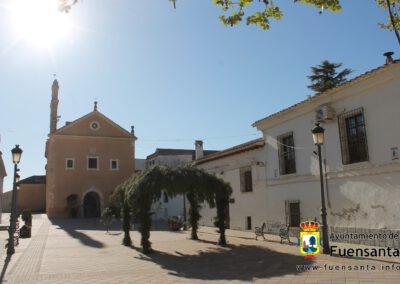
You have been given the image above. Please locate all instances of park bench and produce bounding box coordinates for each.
[254,222,292,244]
[279,224,291,245]
[254,222,266,240]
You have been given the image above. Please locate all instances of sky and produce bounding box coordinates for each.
[0,0,398,191]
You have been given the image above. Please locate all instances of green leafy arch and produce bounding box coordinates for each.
[114,165,232,254]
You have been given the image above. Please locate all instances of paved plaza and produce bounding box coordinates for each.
[0,215,399,283]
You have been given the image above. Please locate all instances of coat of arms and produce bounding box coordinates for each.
[300,221,320,259]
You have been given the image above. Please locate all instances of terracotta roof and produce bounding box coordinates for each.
[147,149,219,160]
[253,60,400,127]
[193,138,265,165]
[19,175,46,185]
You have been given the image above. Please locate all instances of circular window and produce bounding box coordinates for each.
[90,121,100,130]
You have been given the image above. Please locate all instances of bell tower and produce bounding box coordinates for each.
[50,79,59,134]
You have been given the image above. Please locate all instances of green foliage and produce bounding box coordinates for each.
[122,202,132,246]
[124,165,232,254]
[307,60,352,93]
[309,235,316,247]
[214,184,231,246]
[112,179,135,246]
[376,0,400,31]
[101,207,115,233]
[58,0,400,43]
[215,0,338,30]
[187,191,201,240]
[21,209,32,227]
[19,225,31,238]
[66,194,79,218]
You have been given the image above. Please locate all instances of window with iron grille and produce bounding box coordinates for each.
[240,167,253,192]
[338,108,369,165]
[285,200,300,227]
[278,132,296,175]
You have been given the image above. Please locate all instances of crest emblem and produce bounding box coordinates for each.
[300,221,320,259]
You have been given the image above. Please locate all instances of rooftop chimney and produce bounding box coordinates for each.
[384,51,394,64]
[195,140,204,160]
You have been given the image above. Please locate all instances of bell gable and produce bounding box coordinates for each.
[53,111,132,138]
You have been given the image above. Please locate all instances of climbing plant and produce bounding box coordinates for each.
[123,165,232,254]
[66,194,79,218]
[110,178,136,246]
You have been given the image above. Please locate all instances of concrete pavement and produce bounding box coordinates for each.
[0,215,399,283]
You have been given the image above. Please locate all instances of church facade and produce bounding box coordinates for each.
[45,80,136,218]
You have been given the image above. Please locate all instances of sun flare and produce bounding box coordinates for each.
[11,0,71,47]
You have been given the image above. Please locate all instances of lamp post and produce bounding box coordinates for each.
[7,145,22,255]
[311,123,330,254]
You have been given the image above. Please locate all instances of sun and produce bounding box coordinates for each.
[10,0,71,48]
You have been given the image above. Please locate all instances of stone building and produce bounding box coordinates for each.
[17,175,46,213]
[194,138,266,230]
[45,80,136,217]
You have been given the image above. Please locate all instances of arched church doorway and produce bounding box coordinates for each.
[83,191,101,218]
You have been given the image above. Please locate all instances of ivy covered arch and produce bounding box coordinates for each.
[112,166,232,254]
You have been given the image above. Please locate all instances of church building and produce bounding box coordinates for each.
[45,80,136,217]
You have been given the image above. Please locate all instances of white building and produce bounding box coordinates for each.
[197,56,400,239]
[194,139,266,230]
[253,57,400,231]
[0,151,7,223]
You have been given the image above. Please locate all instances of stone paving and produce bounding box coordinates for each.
[0,215,400,283]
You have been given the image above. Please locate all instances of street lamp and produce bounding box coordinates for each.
[7,145,22,255]
[311,123,330,254]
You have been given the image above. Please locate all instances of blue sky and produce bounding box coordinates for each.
[0,0,398,191]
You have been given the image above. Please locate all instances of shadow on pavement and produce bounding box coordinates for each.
[135,243,312,281]
[0,254,12,283]
[49,218,105,249]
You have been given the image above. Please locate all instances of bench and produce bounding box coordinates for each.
[279,224,291,245]
[254,222,292,244]
[254,222,266,240]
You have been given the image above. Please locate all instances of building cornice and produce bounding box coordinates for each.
[193,138,265,165]
[48,135,135,141]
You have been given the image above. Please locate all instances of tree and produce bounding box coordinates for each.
[58,0,400,45]
[309,235,316,248]
[377,0,400,45]
[307,60,352,94]
[110,178,136,246]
